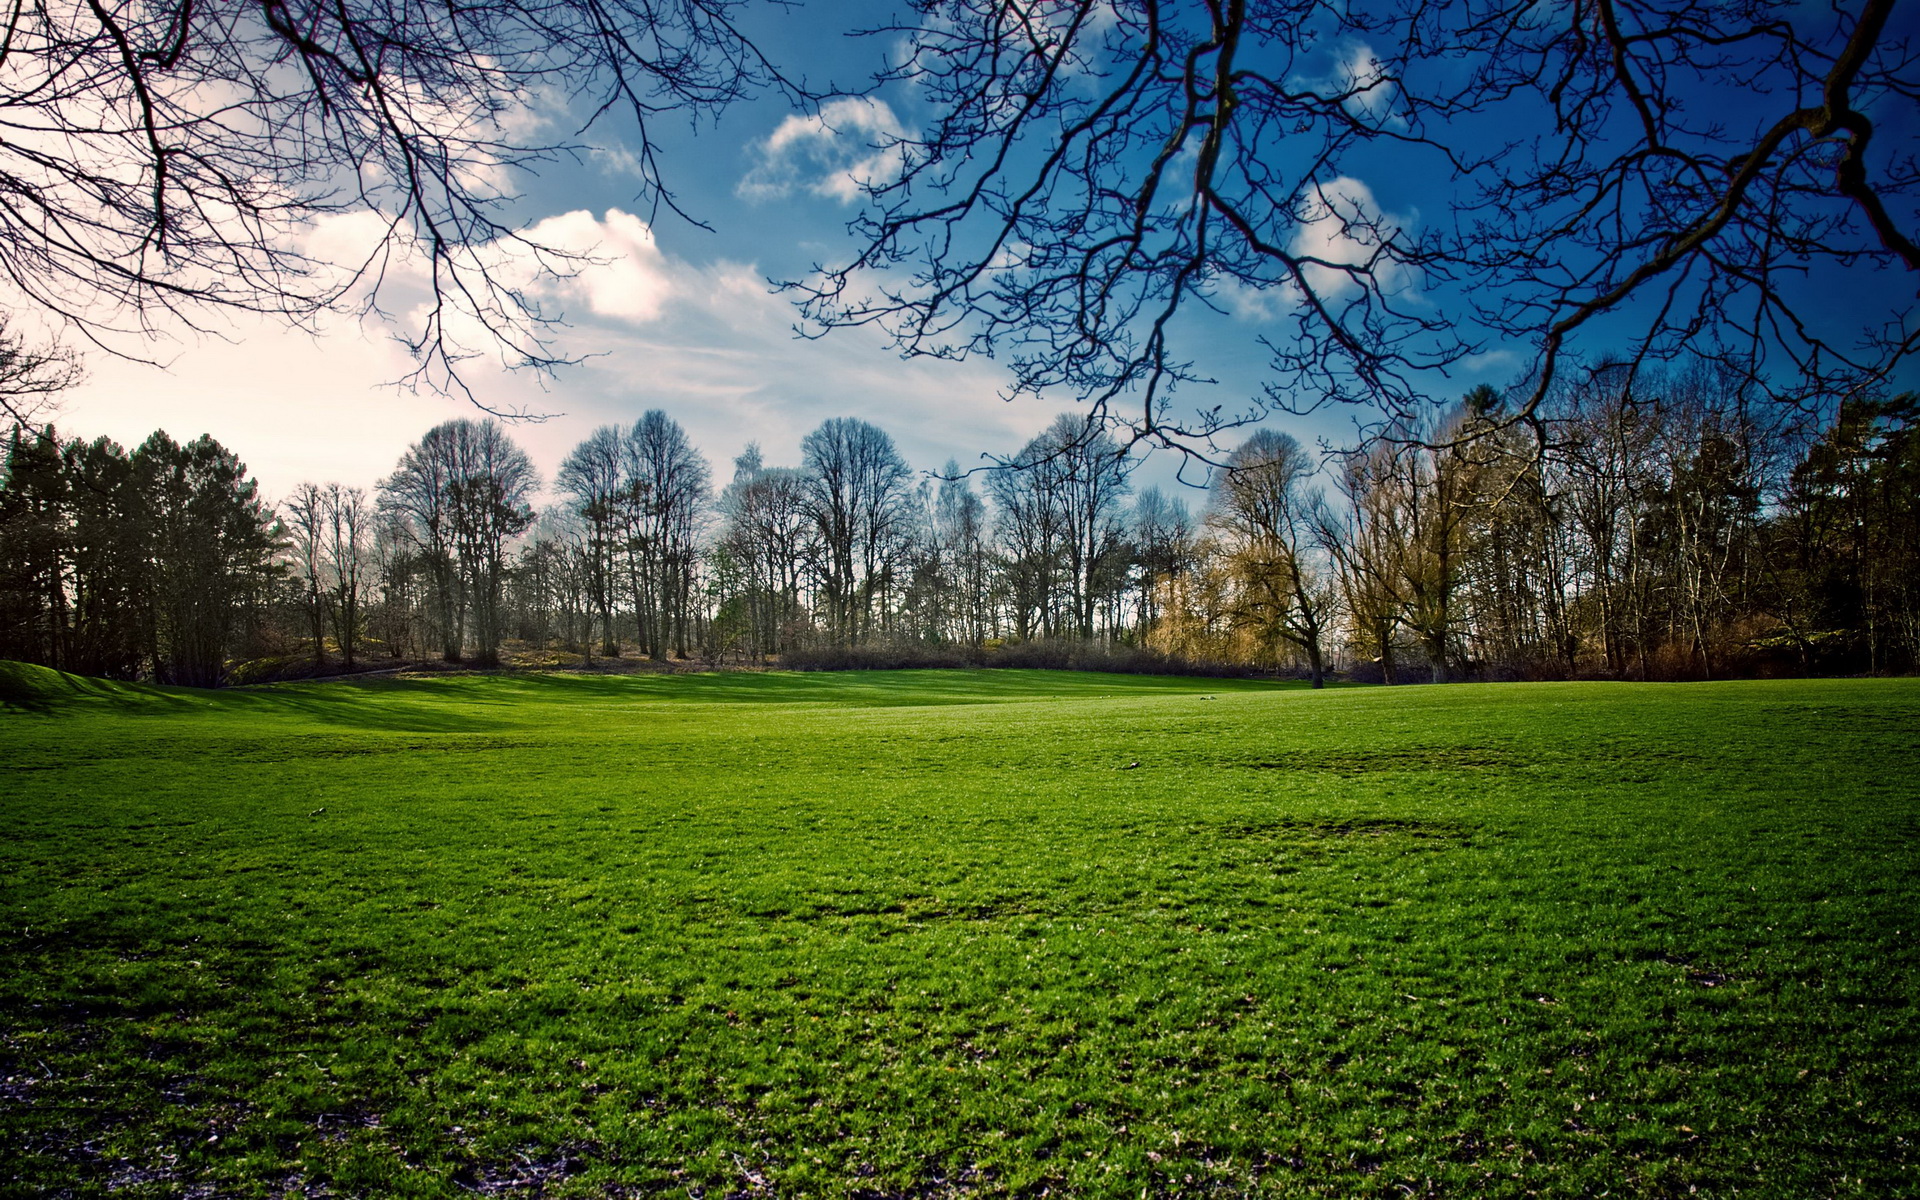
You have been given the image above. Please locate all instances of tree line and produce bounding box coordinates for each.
[3,375,1916,685]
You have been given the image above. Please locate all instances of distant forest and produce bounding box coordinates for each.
[3,370,1916,686]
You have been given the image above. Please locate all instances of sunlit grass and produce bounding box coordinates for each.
[3,664,1916,1196]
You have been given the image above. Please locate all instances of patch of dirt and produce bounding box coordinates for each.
[1647,950,1742,988]
[449,1149,593,1195]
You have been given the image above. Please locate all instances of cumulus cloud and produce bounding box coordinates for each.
[589,145,648,180]
[517,208,674,323]
[1335,44,1405,130]
[295,210,426,305]
[1284,42,1404,132]
[1290,175,1416,302]
[1202,176,1417,320]
[737,97,909,204]
[360,207,675,365]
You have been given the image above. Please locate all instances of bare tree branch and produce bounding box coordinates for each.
[0,0,801,398]
[795,0,1918,449]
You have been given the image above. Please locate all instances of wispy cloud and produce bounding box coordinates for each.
[1211,274,1287,323]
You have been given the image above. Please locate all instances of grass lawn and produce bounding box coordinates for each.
[1,663,1916,1198]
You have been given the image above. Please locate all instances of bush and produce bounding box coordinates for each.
[778,640,979,672]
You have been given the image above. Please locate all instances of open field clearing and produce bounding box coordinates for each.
[2,665,1916,1197]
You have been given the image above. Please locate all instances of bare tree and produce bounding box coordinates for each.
[447,423,539,666]
[513,508,595,654]
[986,415,1132,639]
[987,434,1067,640]
[1128,486,1196,637]
[1460,425,1576,678]
[1558,372,1664,677]
[282,480,374,669]
[1043,415,1133,639]
[379,418,536,664]
[933,465,992,647]
[1210,430,1338,685]
[323,485,372,668]
[800,417,914,644]
[369,507,427,660]
[557,425,626,657]
[717,444,815,656]
[894,479,943,643]
[1325,400,1495,686]
[1324,444,1407,684]
[380,428,465,659]
[619,410,710,659]
[282,483,330,667]
[1653,372,1766,680]
[1386,422,1479,684]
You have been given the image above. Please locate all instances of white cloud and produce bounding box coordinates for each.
[1285,42,1405,132]
[517,208,674,323]
[985,241,1034,272]
[737,97,909,204]
[1290,175,1417,302]
[293,208,672,376]
[1335,44,1406,130]
[589,145,648,180]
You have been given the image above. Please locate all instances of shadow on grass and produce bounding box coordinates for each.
[0,660,193,716]
[449,667,1297,707]
[0,660,508,732]
[2,660,1306,735]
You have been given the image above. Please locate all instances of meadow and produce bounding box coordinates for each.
[1,663,1915,1198]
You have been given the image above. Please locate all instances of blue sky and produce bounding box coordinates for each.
[51,0,1918,505]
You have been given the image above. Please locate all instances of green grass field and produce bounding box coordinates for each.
[2,664,1916,1198]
